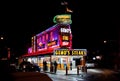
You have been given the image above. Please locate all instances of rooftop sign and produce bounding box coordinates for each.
[53,14,72,24]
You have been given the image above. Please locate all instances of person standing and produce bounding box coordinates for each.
[43,60,47,71]
[63,60,67,70]
[70,61,72,70]
[54,61,58,73]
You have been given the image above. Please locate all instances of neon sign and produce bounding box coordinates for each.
[54,49,87,56]
[47,40,57,47]
[53,14,72,24]
[60,28,71,33]
[62,36,69,41]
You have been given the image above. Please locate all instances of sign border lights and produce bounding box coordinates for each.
[54,49,87,56]
[53,14,72,24]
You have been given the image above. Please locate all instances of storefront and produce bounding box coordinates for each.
[22,49,87,70]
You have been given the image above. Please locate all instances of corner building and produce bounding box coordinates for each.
[21,14,86,70]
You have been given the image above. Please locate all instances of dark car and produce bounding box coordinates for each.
[19,61,41,72]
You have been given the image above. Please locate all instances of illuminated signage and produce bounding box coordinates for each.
[28,47,32,54]
[62,35,70,46]
[31,36,36,52]
[54,49,87,56]
[62,42,69,46]
[60,28,71,33]
[53,14,72,24]
[37,43,45,49]
[47,40,57,47]
[62,36,69,41]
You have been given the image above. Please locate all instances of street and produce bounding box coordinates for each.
[45,69,120,81]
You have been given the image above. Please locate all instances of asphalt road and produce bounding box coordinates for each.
[1,72,53,81]
[0,68,119,81]
[46,69,120,81]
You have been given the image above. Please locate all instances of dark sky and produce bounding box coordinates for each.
[0,0,119,56]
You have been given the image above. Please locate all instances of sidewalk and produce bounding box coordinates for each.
[40,68,117,76]
[41,68,87,81]
[41,68,88,75]
[40,68,120,81]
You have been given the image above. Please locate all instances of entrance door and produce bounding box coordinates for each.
[76,58,80,66]
[73,58,81,67]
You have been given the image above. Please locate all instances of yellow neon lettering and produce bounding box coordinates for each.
[63,50,67,55]
[61,51,64,55]
[72,50,77,55]
[67,51,70,55]
[83,51,86,55]
[55,50,60,55]
[78,51,83,55]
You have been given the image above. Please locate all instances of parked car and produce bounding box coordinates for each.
[9,63,17,72]
[86,60,97,68]
[19,61,41,72]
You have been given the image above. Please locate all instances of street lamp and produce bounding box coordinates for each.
[0,36,4,40]
[103,40,107,43]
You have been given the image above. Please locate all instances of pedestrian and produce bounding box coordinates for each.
[50,62,54,72]
[43,60,47,71]
[63,60,67,69]
[70,61,72,70]
[54,61,58,73]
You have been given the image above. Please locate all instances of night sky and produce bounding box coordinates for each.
[0,0,119,56]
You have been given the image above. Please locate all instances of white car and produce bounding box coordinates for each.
[86,60,96,68]
[86,63,95,68]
